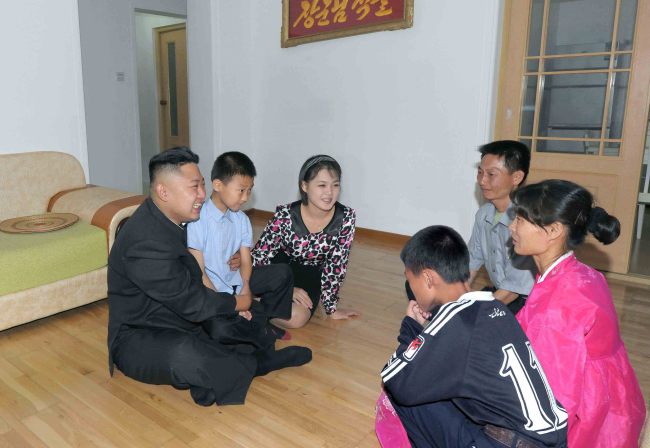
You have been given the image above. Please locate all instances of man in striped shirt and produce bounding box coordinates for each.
[381,226,567,448]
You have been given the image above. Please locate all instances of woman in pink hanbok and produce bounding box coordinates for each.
[509,179,645,448]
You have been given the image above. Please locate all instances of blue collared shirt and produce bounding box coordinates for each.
[468,202,536,296]
[186,199,253,292]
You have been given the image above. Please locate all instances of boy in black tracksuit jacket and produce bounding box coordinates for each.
[381,226,567,448]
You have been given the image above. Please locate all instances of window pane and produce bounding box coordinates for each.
[546,0,616,55]
[615,54,631,69]
[544,55,610,72]
[605,72,629,140]
[537,73,608,139]
[617,0,638,51]
[526,58,540,73]
[537,139,597,155]
[521,76,537,137]
[603,142,621,157]
[168,42,178,137]
[527,0,545,57]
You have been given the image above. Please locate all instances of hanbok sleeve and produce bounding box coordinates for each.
[524,279,594,437]
[569,272,646,447]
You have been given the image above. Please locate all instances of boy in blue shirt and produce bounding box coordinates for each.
[187,151,294,337]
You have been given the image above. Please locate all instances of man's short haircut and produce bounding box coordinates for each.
[149,146,199,184]
[400,225,470,283]
[479,140,531,185]
[211,151,257,182]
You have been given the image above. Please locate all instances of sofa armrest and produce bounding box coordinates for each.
[48,185,146,250]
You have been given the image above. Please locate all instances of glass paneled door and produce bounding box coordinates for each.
[496,0,650,273]
[156,24,190,151]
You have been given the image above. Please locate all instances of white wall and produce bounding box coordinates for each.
[187,0,220,186]
[78,0,186,193]
[191,1,502,238]
[135,12,186,192]
[0,0,88,177]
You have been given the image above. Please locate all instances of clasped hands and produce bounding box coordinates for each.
[406,300,432,326]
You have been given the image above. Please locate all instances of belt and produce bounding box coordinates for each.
[484,424,543,448]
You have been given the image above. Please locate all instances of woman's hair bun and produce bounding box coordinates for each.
[587,206,620,245]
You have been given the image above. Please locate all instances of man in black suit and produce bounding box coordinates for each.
[107,147,311,406]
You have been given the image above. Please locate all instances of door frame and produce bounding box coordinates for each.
[154,23,190,151]
[494,0,650,274]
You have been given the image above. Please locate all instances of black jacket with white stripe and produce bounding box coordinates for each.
[381,291,567,447]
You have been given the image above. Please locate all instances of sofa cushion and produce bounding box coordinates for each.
[0,222,107,295]
[0,152,86,221]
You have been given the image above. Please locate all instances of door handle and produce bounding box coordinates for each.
[160,100,168,106]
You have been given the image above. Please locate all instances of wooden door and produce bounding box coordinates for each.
[156,24,190,150]
[495,0,650,273]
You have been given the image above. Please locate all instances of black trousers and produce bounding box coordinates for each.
[270,252,321,316]
[391,399,505,448]
[201,263,294,341]
[249,263,295,320]
[112,265,294,406]
[112,326,258,405]
[405,282,527,315]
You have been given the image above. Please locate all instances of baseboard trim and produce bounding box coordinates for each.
[247,208,650,280]
[245,208,410,246]
[245,208,274,221]
[603,271,650,287]
[354,227,410,246]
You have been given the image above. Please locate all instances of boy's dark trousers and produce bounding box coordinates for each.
[249,263,294,321]
[201,263,294,346]
[390,398,546,448]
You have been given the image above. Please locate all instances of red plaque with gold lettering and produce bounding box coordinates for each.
[282,0,414,47]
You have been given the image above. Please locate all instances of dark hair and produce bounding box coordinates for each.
[510,179,620,248]
[400,225,470,283]
[479,140,531,185]
[298,155,342,205]
[149,146,199,184]
[211,151,257,182]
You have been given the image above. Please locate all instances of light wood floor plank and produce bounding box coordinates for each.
[0,406,48,448]
[0,218,647,447]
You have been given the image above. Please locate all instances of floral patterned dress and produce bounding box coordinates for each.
[252,201,356,314]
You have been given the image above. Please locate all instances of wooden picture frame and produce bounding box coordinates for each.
[282,0,414,48]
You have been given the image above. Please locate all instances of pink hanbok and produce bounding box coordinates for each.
[517,252,645,448]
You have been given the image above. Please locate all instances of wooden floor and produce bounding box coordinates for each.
[630,206,650,276]
[0,220,648,447]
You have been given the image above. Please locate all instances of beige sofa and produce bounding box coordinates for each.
[0,151,145,331]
